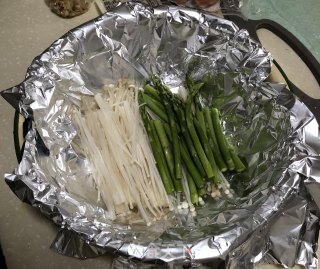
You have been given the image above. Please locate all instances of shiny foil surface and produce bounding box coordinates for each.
[1,3,320,269]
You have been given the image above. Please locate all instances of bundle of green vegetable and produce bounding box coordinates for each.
[139,75,246,213]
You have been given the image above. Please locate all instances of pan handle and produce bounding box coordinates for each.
[223,13,320,123]
[230,16,320,88]
[271,59,320,123]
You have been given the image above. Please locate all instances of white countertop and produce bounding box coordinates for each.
[0,1,317,269]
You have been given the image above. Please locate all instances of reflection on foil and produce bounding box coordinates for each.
[1,2,320,269]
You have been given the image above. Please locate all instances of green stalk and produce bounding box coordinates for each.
[185,80,214,179]
[138,91,149,126]
[162,122,172,141]
[137,98,175,194]
[229,145,246,172]
[204,107,227,172]
[204,107,218,148]
[194,95,206,133]
[186,172,199,205]
[207,133,226,174]
[198,187,207,196]
[153,120,183,192]
[195,109,206,138]
[148,122,175,194]
[168,103,182,180]
[211,108,235,171]
[186,110,213,179]
[143,84,161,102]
[176,108,206,178]
[194,118,221,184]
[181,141,205,188]
[154,120,175,179]
[173,177,183,192]
[142,93,168,122]
[152,77,182,180]
[163,123,205,189]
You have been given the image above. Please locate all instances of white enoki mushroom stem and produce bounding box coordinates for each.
[73,80,173,225]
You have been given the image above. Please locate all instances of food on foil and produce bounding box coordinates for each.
[71,75,245,225]
[1,3,319,267]
[139,76,245,201]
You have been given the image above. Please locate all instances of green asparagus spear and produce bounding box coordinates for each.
[186,76,214,179]
[229,145,246,172]
[195,110,206,138]
[142,93,169,122]
[153,120,175,178]
[186,172,199,205]
[163,122,205,189]
[153,120,183,192]
[149,122,175,194]
[138,97,175,194]
[152,77,182,180]
[197,187,207,196]
[175,108,206,178]
[168,105,182,180]
[181,141,205,188]
[194,118,221,184]
[204,107,228,172]
[211,108,235,171]
[194,95,206,133]
[143,84,161,102]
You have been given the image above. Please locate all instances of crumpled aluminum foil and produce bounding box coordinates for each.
[1,2,320,269]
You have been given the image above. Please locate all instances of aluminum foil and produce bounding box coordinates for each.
[1,2,320,269]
